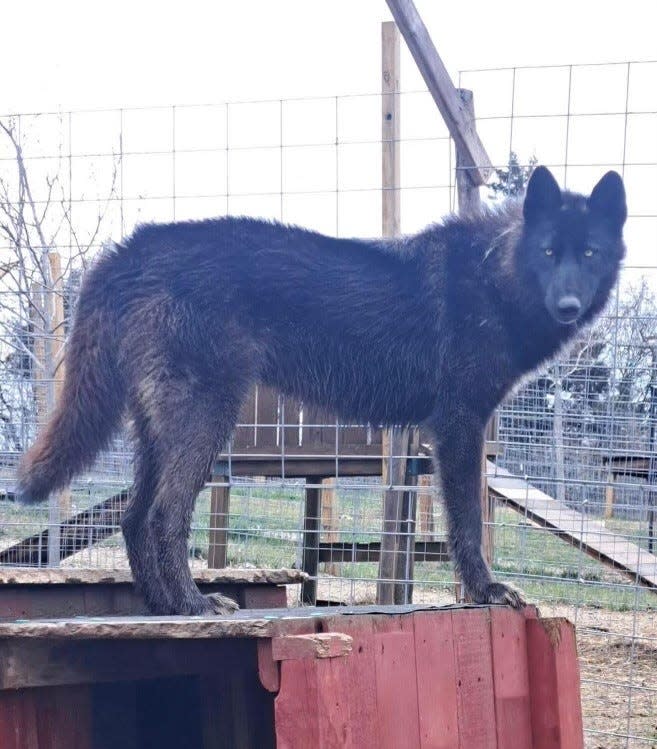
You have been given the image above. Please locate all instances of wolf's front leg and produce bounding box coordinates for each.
[431,407,524,608]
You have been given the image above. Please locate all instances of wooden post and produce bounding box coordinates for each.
[29,281,47,431]
[48,253,66,404]
[381,21,400,238]
[301,479,321,605]
[377,20,403,605]
[30,252,70,563]
[604,472,615,519]
[49,252,71,517]
[394,464,418,605]
[320,478,339,576]
[208,475,230,569]
[417,473,434,539]
[385,0,492,186]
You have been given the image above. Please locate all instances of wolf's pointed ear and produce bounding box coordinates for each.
[523,166,562,222]
[588,171,627,231]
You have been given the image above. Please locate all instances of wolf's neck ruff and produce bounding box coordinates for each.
[16,166,626,616]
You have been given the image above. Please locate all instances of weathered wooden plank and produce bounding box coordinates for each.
[0,688,39,748]
[384,0,492,185]
[378,20,405,607]
[321,615,381,749]
[271,633,352,661]
[455,89,482,216]
[451,608,497,749]
[373,616,421,749]
[0,638,259,691]
[316,649,354,748]
[413,611,459,749]
[0,575,297,620]
[488,462,657,588]
[526,617,584,749]
[0,616,278,644]
[240,584,288,610]
[257,639,280,693]
[0,567,306,587]
[275,660,319,749]
[382,20,400,238]
[490,608,532,749]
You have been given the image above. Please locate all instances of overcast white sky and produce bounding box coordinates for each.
[4,0,656,112]
[2,0,655,282]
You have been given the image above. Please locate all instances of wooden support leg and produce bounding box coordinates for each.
[320,478,340,576]
[394,482,417,604]
[208,475,230,569]
[377,485,401,605]
[481,454,495,568]
[301,478,321,605]
[604,474,615,519]
[377,429,405,604]
[417,473,435,540]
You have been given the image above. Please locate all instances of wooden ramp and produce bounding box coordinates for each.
[486,461,657,590]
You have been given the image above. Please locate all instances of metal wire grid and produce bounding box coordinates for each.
[0,60,655,747]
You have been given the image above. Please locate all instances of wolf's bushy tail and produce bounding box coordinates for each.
[16,255,126,504]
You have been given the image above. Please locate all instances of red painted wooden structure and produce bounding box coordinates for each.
[0,604,583,748]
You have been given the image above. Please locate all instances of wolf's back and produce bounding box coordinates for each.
[16,250,126,503]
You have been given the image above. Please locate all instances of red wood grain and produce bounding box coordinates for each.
[413,610,459,749]
[451,608,497,749]
[323,615,381,749]
[526,617,584,749]
[0,686,92,749]
[373,616,421,749]
[257,639,280,693]
[275,659,319,749]
[490,608,532,749]
[316,650,354,748]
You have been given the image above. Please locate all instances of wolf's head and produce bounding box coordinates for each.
[517,166,626,326]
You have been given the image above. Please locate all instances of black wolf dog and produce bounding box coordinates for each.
[17,166,626,615]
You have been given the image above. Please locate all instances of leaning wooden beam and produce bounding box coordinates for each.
[384,0,493,186]
[0,489,129,566]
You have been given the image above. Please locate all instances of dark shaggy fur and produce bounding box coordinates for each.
[16,167,626,615]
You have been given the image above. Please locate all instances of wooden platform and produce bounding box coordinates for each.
[0,567,306,620]
[0,604,583,748]
[487,462,657,589]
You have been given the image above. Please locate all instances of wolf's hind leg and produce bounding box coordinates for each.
[147,387,245,616]
[433,407,525,609]
[121,408,173,614]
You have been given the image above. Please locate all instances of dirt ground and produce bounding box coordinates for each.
[312,578,657,749]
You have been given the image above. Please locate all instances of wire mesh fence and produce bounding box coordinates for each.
[0,61,655,747]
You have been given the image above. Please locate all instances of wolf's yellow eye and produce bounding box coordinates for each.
[544,248,553,257]
[584,248,595,257]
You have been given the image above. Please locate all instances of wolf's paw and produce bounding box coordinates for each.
[204,592,240,616]
[474,582,525,609]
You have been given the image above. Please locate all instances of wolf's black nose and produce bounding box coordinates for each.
[557,295,582,319]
